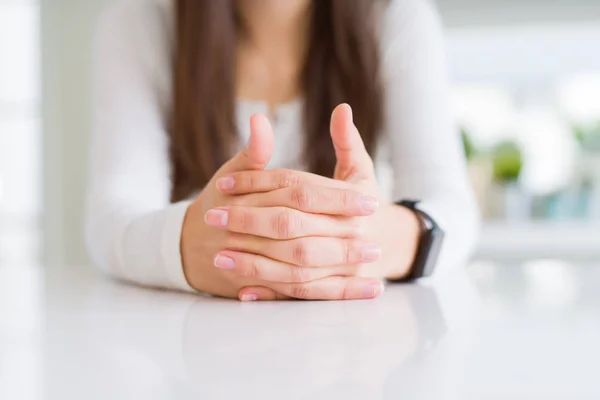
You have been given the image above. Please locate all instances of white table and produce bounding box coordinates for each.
[1,261,599,400]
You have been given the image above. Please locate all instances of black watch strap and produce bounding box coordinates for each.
[389,200,445,282]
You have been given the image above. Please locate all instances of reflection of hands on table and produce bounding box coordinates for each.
[182,287,442,398]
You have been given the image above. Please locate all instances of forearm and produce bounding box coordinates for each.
[85,198,195,291]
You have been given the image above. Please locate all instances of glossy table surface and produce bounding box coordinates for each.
[1,260,599,400]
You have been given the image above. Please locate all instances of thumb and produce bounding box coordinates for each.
[330,104,375,182]
[219,113,274,175]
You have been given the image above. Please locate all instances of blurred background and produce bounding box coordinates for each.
[1,0,600,268]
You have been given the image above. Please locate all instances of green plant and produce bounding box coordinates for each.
[492,141,523,183]
[572,121,600,152]
[461,127,477,160]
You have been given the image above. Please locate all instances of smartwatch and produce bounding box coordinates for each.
[389,199,445,282]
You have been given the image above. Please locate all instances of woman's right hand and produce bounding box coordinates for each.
[181,114,384,300]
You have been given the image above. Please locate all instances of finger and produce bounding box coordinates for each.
[238,286,291,302]
[233,184,378,216]
[217,114,274,175]
[266,276,385,301]
[216,168,351,194]
[205,206,361,240]
[227,235,381,267]
[214,251,354,283]
[330,104,375,182]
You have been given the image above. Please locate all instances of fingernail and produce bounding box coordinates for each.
[362,244,381,262]
[359,196,379,213]
[241,294,258,302]
[216,177,235,192]
[205,209,229,228]
[362,282,384,299]
[214,254,235,270]
[344,103,353,120]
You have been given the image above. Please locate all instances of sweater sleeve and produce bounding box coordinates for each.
[85,0,195,292]
[381,0,481,274]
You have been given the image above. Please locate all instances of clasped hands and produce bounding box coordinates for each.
[182,104,419,301]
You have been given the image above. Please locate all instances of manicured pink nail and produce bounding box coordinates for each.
[214,254,235,270]
[241,294,258,302]
[362,282,384,299]
[216,177,235,192]
[362,244,381,262]
[205,209,229,228]
[359,196,379,213]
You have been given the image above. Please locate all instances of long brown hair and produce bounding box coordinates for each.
[170,0,384,202]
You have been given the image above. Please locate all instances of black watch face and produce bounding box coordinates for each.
[399,199,421,210]
[421,229,445,278]
[394,200,444,280]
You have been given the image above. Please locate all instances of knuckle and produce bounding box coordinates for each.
[244,172,256,191]
[341,283,351,300]
[291,185,313,210]
[290,284,311,299]
[292,241,313,266]
[338,190,351,210]
[272,210,298,239]
[245,258,261,279]
[232,208,255,232]
[342,240,353,264]
[234,173,252,192]
[277,170,301,189]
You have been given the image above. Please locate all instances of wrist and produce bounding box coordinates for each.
[381,204,420,280]
[180,199,203,289]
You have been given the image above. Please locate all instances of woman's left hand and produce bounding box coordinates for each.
[210,104,421,300]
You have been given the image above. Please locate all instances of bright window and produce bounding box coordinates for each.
[0,0,41,263]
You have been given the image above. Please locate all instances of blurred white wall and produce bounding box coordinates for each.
[41,0,108,267]
[437,0,600,27]
[0,0,41,264]
[447,25,600,84]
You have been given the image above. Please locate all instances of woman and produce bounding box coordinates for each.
[86,0,479,301]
